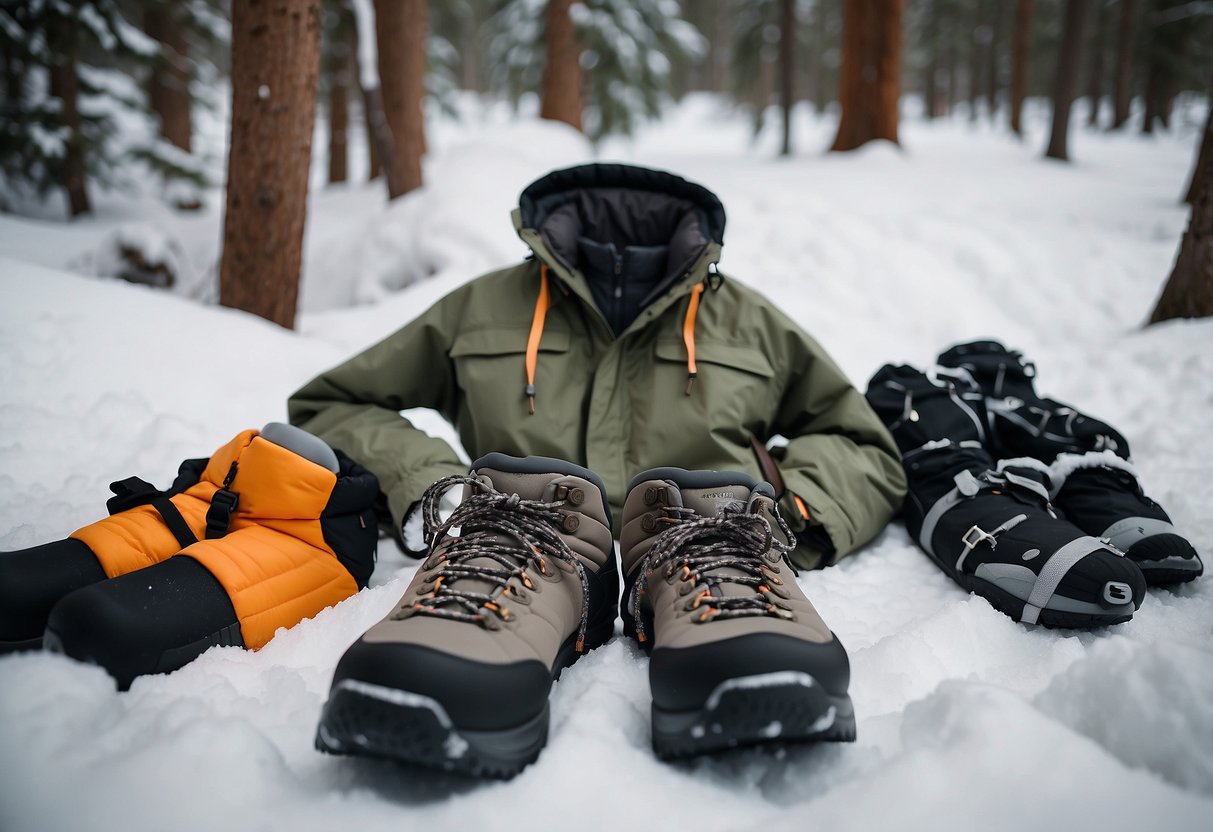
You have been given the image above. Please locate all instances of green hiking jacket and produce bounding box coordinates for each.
[288,164,905,569]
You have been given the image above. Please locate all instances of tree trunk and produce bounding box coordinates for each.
[779,0,796,155]
[986,0,1004,120]
[811,0,829,113]
[219,0,322,330]
[923,0,940,120]
[1110,0,1135,128]
[540,0,583,131]
[328,26,350,184]
[831,0,903,152]
[944,9,959,115]
[349,15,380,181]
[145,4,192,153]
[969,0,985,121]
[1010,0,1034,135]
[1084,0,1106,127]
[1045,0,1087,161]
[374,0,425,199]
[48,14,89,217]
[1185,102,1213,204]
[1149,128,1213,322]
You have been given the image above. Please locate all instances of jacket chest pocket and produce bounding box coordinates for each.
[450,328,573,417]
[650,338,777,431]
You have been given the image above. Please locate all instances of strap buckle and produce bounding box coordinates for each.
[962,525,998,551]
[205,489,240,539]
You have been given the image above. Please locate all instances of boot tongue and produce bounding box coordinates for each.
[678,483,754,518]
[676,483,760,599]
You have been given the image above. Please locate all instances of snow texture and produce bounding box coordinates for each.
[1,97,1212,832]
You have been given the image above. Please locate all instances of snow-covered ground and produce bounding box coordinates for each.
[1,98,1211,832]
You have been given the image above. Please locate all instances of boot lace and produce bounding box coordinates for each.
[629,499,798,643]
[393,474,592,651]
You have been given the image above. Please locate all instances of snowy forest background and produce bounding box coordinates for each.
[2,2,1213,831]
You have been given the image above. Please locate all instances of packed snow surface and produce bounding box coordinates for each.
[1,98,1211,831]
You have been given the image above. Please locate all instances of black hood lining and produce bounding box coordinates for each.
[519,164,726,289]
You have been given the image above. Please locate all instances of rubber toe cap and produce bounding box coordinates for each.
[1055,548,1147,611]
[649,631,851,712]
[330,639,553,732]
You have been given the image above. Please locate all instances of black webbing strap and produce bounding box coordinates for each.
[107,475,198,549]
[107,476,162,515]
[205,461,240,540]
[150,497,199,549]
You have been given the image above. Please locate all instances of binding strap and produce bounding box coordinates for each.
[106,477,197,549]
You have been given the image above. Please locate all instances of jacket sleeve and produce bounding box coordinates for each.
[287,292,469,543]
[768,317,907,569]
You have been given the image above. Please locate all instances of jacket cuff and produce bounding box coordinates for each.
[779,470,852,570]
[386,461,469,554]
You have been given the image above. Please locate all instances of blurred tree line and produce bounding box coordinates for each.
[1,0,1209,324]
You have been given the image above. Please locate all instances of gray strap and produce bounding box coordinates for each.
[1020,536,1112,625]
[1001,471,1051,503]
[918,483,965,555]
[1100,517,1176,552]
[954,513,1028,572]
[918,470,996,555]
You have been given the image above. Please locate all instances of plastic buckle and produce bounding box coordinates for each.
[962,525,997,551]
[205,489,240,539]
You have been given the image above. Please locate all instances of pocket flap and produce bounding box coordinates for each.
[654,338,775,378]
[450,328,571,358]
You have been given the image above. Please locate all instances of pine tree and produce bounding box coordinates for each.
[489,0,705,142]
[0,1,159,216]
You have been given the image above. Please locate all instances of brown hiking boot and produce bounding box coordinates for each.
[621,468,856,759]
[315,453,618,778]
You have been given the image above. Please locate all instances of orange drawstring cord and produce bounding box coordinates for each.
[524,264,552,415]
[792,494,811,521]
[683,282,704,395]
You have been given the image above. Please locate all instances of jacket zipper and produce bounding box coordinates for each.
[613,254,623,334]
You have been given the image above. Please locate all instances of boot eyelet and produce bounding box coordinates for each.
[567,487,585,506]
[641,514,656,532]
[644,487,659,506]
[562,514,580,533]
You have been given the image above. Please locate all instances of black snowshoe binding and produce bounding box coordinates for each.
[866,364,1145,628]
[938,340,1203,585]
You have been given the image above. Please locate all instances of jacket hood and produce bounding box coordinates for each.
[517,163,727,292]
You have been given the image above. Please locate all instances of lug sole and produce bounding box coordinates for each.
[651,672,856,760]
[314,615,615,778]
[315,680,549,778]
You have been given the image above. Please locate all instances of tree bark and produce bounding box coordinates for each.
[1110,0,1135,128]
[145,4,192,153]
[779,0,796,155]
[1084,0,1106,127]
[831,0,903,152]
[219,0,322,330]
[374,0,425,199]
[1185,102,1212,204]
[1149,125,1213,322]
[327,24,350,184]
[1045,0,1087,161]
[1010,0,1034,135]
[540,0,583,131]
[48,14,89,217]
